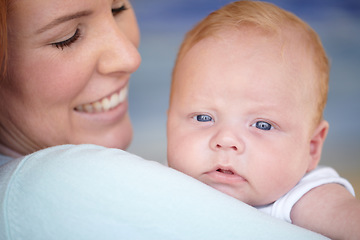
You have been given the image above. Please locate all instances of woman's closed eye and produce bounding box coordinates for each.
[51,28,81,50]
[252,121,273,131]
[51,3,127,50]
[112,3,128,16]
[194,114,214,122]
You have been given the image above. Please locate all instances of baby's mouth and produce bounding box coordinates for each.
[74,86,128,113]
[217,168,235,175]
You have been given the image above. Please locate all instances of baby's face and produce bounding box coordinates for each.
[167,28,321,206]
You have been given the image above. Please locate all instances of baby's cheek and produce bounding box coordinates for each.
[168,149,189,173]
[167,141,183,168]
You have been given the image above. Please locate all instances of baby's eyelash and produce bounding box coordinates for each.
[52,28,81,50]
[112,4,128,15]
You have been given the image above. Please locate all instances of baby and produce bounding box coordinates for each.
[167,1,360,239]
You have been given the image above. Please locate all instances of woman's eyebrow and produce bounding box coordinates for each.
[36,10,93,34]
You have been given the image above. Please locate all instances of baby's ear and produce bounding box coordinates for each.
[307,120,329,172]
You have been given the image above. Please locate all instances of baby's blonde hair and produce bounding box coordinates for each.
[171,0,329,126]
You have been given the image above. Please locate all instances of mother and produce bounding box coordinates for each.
[0,0,327,239]
[0,0,140,155]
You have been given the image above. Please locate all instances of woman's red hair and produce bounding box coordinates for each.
[0,0,8,81]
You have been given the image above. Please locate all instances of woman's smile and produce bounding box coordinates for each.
[75,85,128,113]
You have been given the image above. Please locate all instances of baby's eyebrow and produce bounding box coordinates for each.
[36,10,93,34]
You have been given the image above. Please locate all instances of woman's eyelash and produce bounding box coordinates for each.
[50,3,126,50]
[112,4,128,15]
[52,28,81,50]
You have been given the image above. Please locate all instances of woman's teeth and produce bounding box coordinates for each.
[75,87,128,113]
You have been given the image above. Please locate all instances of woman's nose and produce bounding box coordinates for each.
[210,128,245,153]
[97,22,141,76]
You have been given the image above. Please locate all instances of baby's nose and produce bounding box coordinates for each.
[210,129,244,153]
[215,143,238,151]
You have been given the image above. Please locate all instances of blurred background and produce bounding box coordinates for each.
[127,0,360,198]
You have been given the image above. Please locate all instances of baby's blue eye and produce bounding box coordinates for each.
[254,121,273,131]
[195,114,213,122]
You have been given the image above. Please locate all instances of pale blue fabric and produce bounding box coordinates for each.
[0,144,328,240]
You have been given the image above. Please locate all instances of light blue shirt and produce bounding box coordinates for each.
[0,144,328,239]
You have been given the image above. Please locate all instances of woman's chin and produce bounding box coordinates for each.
[70,119,133,150]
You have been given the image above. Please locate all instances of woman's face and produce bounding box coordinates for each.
[0,0,141,154]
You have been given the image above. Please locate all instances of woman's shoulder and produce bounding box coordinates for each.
[0,144,328,240]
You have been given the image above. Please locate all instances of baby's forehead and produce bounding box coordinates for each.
[207,26,314,65]
[183,28,314,83]
[180,25,316,85]
[191,28,318,97]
